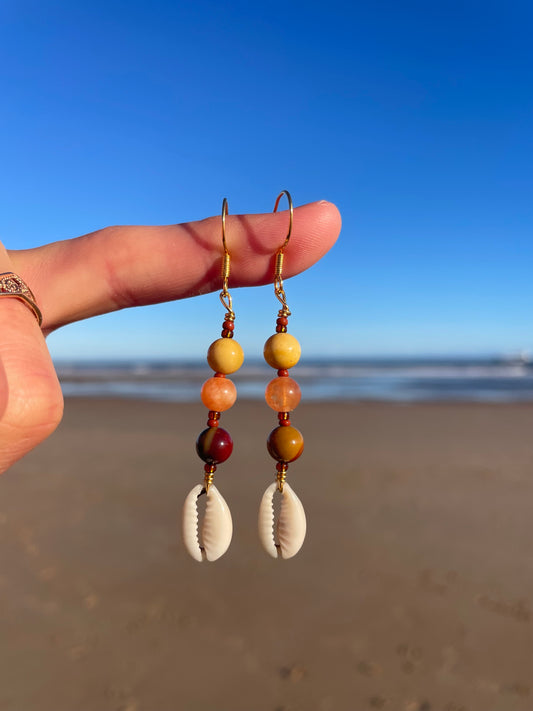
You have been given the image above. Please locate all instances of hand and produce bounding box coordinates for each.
[0,200,341,474]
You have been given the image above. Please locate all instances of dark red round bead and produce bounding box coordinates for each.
[277,369,289,377]
[196,427,233,464]
[207,419,219,427]
[276,316,289,326]
[223,320,235,331]
[276,325,287,333]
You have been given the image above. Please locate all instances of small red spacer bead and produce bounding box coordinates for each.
[278,412,291,426]
[222,320,234,331]
[276,462,289,472]
[214,373,226,378]
[277,369,289,377]
[221,329,235,338]
[207,419,219,427]
[204,463,217,473]
[277,316,289,326]
[276,325,287,333]
[208,411,221,420]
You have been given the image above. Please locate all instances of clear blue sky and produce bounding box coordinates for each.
[1,0,531,360]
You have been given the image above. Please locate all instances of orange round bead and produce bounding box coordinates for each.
[201,377,237,412]
[265,377,301,412]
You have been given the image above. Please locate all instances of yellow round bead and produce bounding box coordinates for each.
[263,333,301,370]
[207,338,244,374]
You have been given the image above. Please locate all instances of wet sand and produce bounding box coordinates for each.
[0,399,532,711]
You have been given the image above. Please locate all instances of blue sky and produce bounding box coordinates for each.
[1,0,532,360]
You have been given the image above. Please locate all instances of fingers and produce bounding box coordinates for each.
[0,246,63,474]
[9,201,341,332]
[0,200,339,473]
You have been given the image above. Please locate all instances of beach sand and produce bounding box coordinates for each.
[0,398,532,711]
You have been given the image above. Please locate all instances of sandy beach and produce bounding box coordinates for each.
[0,398,532,711]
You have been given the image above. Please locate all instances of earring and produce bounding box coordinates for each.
[258,190,306,559]
[182,199,244,562]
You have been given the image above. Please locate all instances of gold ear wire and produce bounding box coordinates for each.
[219,197,234,320]
[273,189,293,250]
[272,190,293,317]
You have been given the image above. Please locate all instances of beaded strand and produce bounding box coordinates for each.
[264,313,303,491]
[196,312,243,491]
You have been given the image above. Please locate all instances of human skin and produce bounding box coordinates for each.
[0,200,341,474]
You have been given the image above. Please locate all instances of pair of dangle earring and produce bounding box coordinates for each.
[182,192,306,562]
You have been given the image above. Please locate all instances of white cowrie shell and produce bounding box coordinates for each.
[258,481,306,559]
[182,484,233,562]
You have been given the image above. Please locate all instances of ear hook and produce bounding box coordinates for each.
[219,198,234,320]
[272,190,293,317]
[273,190,293,251]
[221,197,229,254]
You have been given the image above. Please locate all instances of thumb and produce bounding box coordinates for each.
[0,246,63,474]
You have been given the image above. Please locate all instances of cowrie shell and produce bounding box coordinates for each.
[182,484,233,562]
[258,481,306,559]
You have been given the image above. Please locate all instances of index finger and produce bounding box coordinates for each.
[9,200,341,333]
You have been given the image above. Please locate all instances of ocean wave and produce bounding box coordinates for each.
[56,358,533,403]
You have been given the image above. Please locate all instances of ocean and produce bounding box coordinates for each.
[56,357,533,403]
